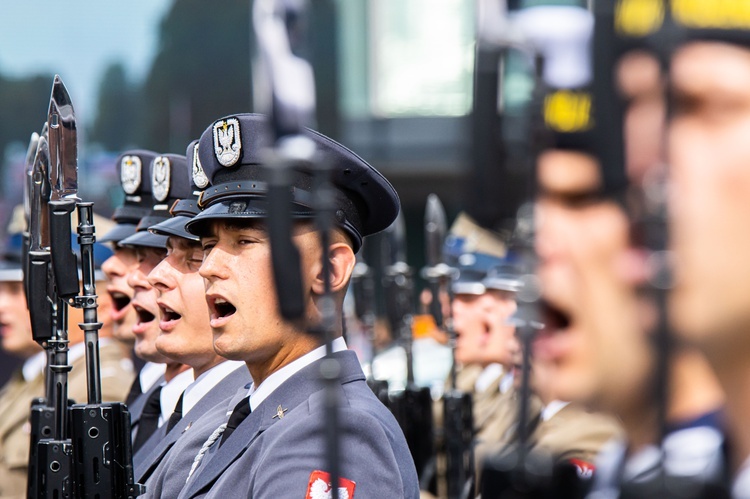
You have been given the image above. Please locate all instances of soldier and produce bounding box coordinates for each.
[534,87,725,497]
[664,2,750,493]
[176,113,418,498]
[447,217,530,447]
[113,151,194,455]
[127,143,251,497]
[100,150,169,407]
[0,209,134,498]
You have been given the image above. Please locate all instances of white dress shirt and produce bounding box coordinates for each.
[182,360,245,415]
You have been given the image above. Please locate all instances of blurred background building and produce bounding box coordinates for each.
[0,0,585,382]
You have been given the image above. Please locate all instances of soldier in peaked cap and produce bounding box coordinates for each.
[129,140,251,499]
[112,152,193,457]
[177,113,418,499]
[446,213,517,396]
[101,151,160,344]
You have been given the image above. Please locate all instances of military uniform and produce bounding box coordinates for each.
[136,365,251,498]
[0,340,134,498]
[172,113,417,497]
[473,387,543,489]
[179,349,419,499]
[530,401,622,468]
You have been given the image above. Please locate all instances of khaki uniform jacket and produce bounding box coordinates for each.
[0,341,134,498]
[530,402,622,467]
[473,388,543,490]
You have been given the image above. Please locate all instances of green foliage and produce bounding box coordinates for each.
[89,63,138,150]
[92,0,252,154]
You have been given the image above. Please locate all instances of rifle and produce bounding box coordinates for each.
[252,1,343,498]
[26,75,144,499]
[381,212,435,488]
[350,247,390,405]
[422,194,473,499]
[25,118,74,499]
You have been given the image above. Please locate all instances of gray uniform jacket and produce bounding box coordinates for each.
[136,365,252,497]
[178,350,420,499]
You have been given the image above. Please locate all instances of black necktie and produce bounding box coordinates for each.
[133,385,163,452]
[219,396,251,447]
[166,392,184,433]
[125,377,142,407]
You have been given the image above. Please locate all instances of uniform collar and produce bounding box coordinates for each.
[247,337,347,411]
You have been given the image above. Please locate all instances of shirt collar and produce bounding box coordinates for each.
[182,360,245,415]
[247,337,347,411]
[140,361,167,393]
[475,363,504,393]
[541,400,569,422]
[160,368,194,426]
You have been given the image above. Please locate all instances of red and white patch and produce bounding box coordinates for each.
[305,470,356,499]
[569,458,595,479]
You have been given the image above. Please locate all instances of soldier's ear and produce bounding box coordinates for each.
[312,242,355,295]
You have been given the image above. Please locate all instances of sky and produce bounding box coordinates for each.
[0,0,174,125]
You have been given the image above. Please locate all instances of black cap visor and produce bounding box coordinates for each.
[99,223,139,244]
[149,215,199,242]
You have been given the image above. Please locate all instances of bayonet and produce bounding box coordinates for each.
[23,132,39,234]
[422,194,456,330]
[47,75,79,202]
[47,75,80,300]
[23,132,40,307]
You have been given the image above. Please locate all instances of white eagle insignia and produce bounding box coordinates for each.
[152,156,171,202]
[213,118,241,167]
[192,143,209,188]
[309,478,349,499]
[120,155,142,194]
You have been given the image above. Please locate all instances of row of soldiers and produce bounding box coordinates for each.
[4,0,750,497]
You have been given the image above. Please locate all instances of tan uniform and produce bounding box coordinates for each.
[473,387,544,490]
[0,340,134,498]
[530,402,622,467]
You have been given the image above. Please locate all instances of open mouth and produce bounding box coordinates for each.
[540,300,571,335]
[160,306,182,322]
[213,298,236,319]
[110,291,131,312]
[134,305,156,324]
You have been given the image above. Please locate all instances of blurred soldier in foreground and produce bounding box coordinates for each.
[0,209,134,498]
[664,2,750,494]
[533,9,726,491]
[177,114,418,498]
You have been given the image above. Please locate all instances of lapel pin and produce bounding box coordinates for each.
[272,405,288,420]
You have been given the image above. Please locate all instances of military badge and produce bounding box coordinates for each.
[152,156,171,202]
[272,405,288,420]
[306,471,355,499]
[120,155,142,194]
[192,142,209,188]
[213,117,242,167]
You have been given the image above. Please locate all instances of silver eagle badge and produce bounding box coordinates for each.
[213,118,241,167]
[192,142,209,188]
[152,155,171,202]
[121,155,142,194]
